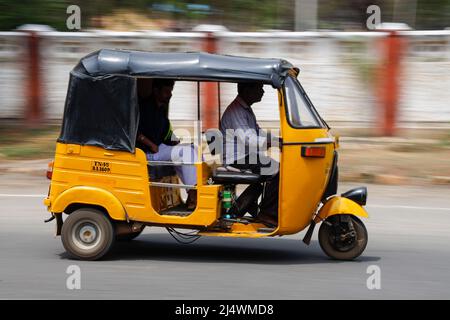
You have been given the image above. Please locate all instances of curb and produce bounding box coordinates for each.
[340,172,450,186]
[0,159,50,177]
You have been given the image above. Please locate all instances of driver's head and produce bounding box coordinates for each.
[237,82,264,106]
[152,79,175,108]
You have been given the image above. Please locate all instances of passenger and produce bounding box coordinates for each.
[219,82,279,226]
[136,78,198,209]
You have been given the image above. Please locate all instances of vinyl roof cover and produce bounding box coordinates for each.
[75,49,295,88]
[58,49,295,153]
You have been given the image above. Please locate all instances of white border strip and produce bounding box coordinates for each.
[367,204,450,211]
[0,194,46,198]
[0,194,449,211]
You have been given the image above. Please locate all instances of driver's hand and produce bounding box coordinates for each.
[149,142,159,153]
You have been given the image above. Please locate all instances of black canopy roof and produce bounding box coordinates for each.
[59,49,296,153]
[74,49,295,88]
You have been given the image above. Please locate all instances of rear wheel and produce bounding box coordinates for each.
[61,208,115,261]
[318,215,368,260]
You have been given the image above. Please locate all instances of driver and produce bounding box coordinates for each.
[219,82,279,226]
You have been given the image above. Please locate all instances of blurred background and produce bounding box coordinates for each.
[0,0,449,185]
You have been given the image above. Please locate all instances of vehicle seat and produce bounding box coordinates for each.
[213,165,265,217]
[205,128,264,184]
[212,166,263,184]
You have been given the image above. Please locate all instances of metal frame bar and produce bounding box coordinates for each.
[217,82,221,128]
[149,182,197,190]
[197,81,200,121]
[147,161,197,166]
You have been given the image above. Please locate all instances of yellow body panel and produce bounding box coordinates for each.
[46,143,221,227]
[52,186,127,220]
[198,222,272,238]
[276,88,336,235]
[314,196,369,223]
[197,231,272,238]
[230,222,269,233]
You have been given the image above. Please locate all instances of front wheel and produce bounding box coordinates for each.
[318,215,368,260]
[61,208,115,261]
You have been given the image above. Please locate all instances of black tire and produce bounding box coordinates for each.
[61,208,115,261]
[318,215,368,260]
[116,227,144,241]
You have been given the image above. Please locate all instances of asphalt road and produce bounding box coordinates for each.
[1,173,450,299]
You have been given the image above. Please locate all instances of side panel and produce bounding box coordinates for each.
[52,186,127,220]
[48,143,220,227]
[48,143,151,221]
[277,89,335,235]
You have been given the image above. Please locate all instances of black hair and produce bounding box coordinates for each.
[237,82,263,95]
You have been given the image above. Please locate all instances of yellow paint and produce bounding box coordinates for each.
[314,196,369,223]
[276,86,336,235]
[197,222,272,237]
[43,198,51,207]
[197,230,272,238]
[52,186,127,220]
[230,222,269,233]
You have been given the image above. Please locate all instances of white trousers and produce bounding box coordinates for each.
[146,143,198,186]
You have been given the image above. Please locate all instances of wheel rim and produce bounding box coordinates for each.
[72,220,102,251]
[329,233,357,252]
[328,219,358,252]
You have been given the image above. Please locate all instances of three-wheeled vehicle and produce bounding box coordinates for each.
[44,49,369,261]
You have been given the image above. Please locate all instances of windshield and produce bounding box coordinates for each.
[284,77,324,129]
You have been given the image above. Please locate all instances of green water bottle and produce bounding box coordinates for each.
[223,190,232,210]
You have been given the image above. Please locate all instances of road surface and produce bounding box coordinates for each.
[1,173,449,299]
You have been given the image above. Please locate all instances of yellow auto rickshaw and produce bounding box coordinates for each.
[44,49,369,261]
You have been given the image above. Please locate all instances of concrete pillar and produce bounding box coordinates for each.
[25,31,43,125]
[376,31,407,136]
[201,32,219,131]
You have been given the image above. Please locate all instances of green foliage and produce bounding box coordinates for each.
[0,0,68,30]
[416,0,450,29]
[0,123,59,159]
[318,0,450,30]
[0,0,449,31]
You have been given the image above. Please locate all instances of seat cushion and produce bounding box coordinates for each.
[212,170,262,184]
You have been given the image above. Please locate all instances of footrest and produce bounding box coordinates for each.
[160,204,193,217]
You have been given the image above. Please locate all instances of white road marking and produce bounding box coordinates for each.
[0,194,449,212]
[0,194,46,198]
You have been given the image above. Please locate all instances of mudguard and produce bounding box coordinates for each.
[51,186,127,221]
[314,196,369,223]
